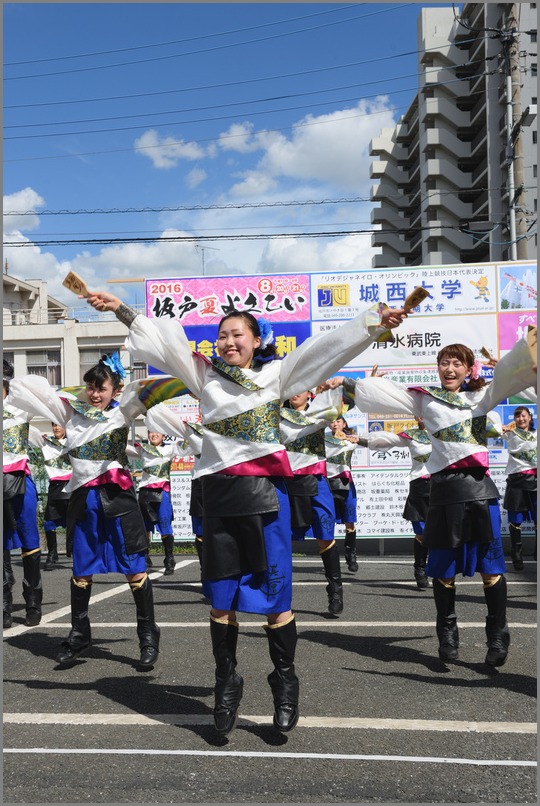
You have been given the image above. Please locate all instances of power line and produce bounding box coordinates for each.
[3,4,361,66]
[4,5,413,82]
[5,62,485,131]
[4,33,481,111]
[5,72,495,142]
[7,186,537,218]
[2,223,511,248]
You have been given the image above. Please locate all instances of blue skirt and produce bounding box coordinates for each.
[72,488,147,577]
[3,476,40,552]
[335,484,357,525]
[292,476,336,542]
[148,489,174,535]
[426,501,506,578]
[202,479,293,614]
[191,515,203,537]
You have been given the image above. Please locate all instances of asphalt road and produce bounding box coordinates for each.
[3,546,537,804]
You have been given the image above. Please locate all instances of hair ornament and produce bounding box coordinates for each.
[470,359,482,380]
[257,317,275,348]
[101,351,126,380]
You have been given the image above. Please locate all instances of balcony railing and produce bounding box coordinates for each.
[3,304,146,325]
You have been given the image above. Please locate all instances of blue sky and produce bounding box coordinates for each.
[4,2,456,308]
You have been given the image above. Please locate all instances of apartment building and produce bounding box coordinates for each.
[370,2,537,267]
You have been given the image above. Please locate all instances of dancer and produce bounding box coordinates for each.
[280,388,348,614]
[143,405,205,574]
[326,416,365,573]
[41,423,72,570]
[3,360,43,628]
[502,405,537,570]
[130,426,177,575]
[367,420,432,589]
[329,336,536,666]
[86,288,407,735]
[7,354,161,670]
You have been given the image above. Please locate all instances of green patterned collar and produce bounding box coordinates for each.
[188,422,204,435]
[410,386,472,409]
[68,398,111,422]
[210,357,263,390]
[514,427,536,442]
[325,433,349,446]
[399,428,432,444]
[280,406,317,427]
[144,443,165,457]
[43,435,65,449]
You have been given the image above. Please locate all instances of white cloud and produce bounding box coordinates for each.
[134,129,209,169]
[229,97,396,194]
[185,167,207,189]
[3,187,45,233]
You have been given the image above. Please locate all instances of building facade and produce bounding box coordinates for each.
[3,271,147,433]
[370,2,537,267]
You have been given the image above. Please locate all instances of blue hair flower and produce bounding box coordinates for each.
[101,351,126,380]
[257,317,274,348]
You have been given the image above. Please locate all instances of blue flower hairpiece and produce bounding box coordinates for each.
[257,317,274,348]
[101,351,126,380]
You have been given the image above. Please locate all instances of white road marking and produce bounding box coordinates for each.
[3,713,537,734]
[2,746,536,766]
[16,621,536,629]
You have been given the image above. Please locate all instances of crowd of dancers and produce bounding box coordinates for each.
[3,291,537,737]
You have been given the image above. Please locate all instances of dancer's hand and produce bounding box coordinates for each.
[86,291,123,312]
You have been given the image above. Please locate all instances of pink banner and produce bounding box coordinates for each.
[498,310,537,352]
[146,274,311,324]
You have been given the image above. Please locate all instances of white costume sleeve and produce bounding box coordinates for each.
[279,304,387,400]
[125,316,208,397]
[145,402,193,441]
[7,376,71,427]
[479,338,537,410]
[354,376,421,418]
[367,431,404,452]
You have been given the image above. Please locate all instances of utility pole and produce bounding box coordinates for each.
[501,4,528,260]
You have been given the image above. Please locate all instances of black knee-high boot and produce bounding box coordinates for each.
[22,550,42,626]
[130,575,160,670]
[210,617,243,736]
[344,529,358,573]
[509,523,524,571]
[3,559,13,629]
[44,530,59,571]
[413,537,429,590]
[4,550,15,589]
[320,542,343,615]
[56,578,93,666]
[432,578,459,661]
[264,617,300,733]
[161,534,175,575]
[145,534,153,569]
[483,575,510,667]
[194,537,203,568]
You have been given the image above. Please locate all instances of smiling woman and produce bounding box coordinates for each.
[6,354,161,672]
[351,334,537,668]
[85,286,407,737]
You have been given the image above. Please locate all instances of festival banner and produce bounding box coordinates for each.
[142,260,537,541]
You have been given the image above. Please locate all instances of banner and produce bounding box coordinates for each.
[143,260,537,541]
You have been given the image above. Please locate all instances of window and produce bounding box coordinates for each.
[27,350,61,386]
[533,131,537,145]
[132,360,148,381]
[531,64,538,77]
[534,165,537,178]
[531,32,537,43]
[3,351,14,368]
